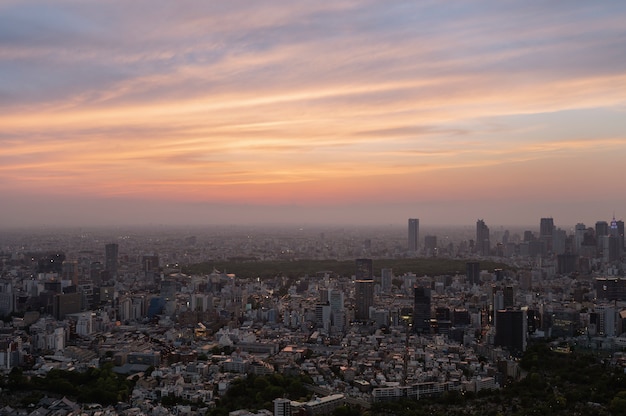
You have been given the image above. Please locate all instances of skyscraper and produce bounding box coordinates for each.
[596,221,609,254]
[476,219,490,256]
[408,218,419,252]
[413,286,431,334]
[355,258,373,280]
[381,268,393,294]
[611,216,624,252]
[540,217,554,254]
[494,309,527,355]
[466,261,480,286]
[105,243,119,280]
[574,223,586,254]
[596,221,609,238]
[354,279,374,321]
[615,220,624,250]
[539,217,554,238]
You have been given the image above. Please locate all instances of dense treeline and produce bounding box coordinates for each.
[207,373,313,416]
[183,258,510,280]
[1,363,134,406]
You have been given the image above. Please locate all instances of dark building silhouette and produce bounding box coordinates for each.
[539,217,554,254]
[466,262,480,286]
[413,286,431,334]
[452,308,471,327]
[503,286,515,308]
[616,220,625,250]
[354,279,374,321]
[557,253,579,274]
[494,309,527,355]
[435,307,450,321]
[408,218,419,252]
[355,258,373,280]
[476,219,490,256]
[596,221,609,238]
[53,292,81,320]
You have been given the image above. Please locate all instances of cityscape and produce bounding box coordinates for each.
[3,1,626,415]
[1,214,626,415]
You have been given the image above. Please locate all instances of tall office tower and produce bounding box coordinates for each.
[329,289,344,313]
[466,261,480,286]
[355,258,373,280]
[408,218,420,252]
[354,279,374,321]
[615,220,624,251]
[381,268,393,294]
[413,286,431,334]
[503,285,515,308]
[493,290,505,314]
[494,309,527,354]
[476,219,490,256]
[320,288,330,304]
[539,217,554,254]
[610,216,624,254]
[596,221,609,254]
[574,223,586,254]
[596,221,609,238]
[523,230,535,242]
[105,243,119,280]
[315,303,332,331]
[602,235,621,263]
[273,398,292,416]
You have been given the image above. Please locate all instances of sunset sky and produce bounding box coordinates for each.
[2,1,626,228]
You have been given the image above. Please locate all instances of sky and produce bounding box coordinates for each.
[2,0,626,229]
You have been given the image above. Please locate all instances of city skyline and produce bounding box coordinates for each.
[2,1,626,228]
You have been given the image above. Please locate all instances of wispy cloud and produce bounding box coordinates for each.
[2,1,626,225]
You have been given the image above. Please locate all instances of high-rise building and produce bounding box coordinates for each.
[494,309,527,355]
[597,220,609,237]
[354,279,374,321]
[408,218,419,252]
[611,216,625,253]
[615,220,625,251]
[466,262,480,286]
[596,221,609,251]
[381,268,393,294]
[355,258,373,280]
[476,219,490,256]
[574,223,586,254]
[413,286,431,334]
[552,228,567,255]
[105,243,119,279]
[539,218,554,255]
[503,285,515,308]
